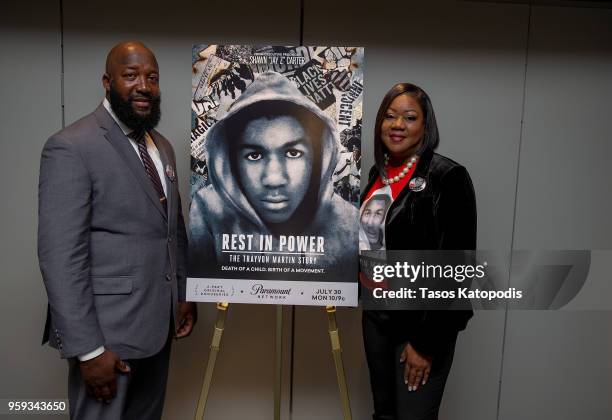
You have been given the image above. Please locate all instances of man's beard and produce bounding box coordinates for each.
[109,84,161,132]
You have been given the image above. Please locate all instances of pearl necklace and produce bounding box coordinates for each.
[382,155,418,185]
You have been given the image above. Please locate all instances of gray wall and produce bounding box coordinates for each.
[499,5,612,420]
[1,0,610,419]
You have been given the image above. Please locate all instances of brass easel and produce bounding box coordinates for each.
[194,302,229,419]
[326,305,352,420]
[194,303,352,420]
[274,305,283,420]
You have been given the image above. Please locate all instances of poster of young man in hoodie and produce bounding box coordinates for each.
[187,45,363,306]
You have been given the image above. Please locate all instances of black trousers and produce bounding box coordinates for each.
[362,310,456,420]
[68,328,173,420]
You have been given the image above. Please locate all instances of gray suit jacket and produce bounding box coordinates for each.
[38,104,187,360]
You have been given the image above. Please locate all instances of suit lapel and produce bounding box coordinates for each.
[94,105,168,221]
[150,130,175,221]
[385,148,433,228]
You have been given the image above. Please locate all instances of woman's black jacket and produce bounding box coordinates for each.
[361,148,477,357]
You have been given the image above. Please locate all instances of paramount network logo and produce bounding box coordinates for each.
[250,284,292,296]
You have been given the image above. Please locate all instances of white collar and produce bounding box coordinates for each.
[103,97,132,136]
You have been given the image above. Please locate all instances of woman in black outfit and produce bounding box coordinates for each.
[360,83,476,420]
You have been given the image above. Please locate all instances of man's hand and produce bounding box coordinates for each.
[175,302,197,338]
[79,349,130,403]
[399,343,432,392]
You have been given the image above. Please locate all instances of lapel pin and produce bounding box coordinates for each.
[409,177,426,192]
[165,164,176,182]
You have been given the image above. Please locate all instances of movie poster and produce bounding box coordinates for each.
[187,45,364,306]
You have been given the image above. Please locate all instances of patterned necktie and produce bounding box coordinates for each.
[129,130,167,209]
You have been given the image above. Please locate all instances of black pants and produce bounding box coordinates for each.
[362,310,456,420]
[68,327,173,420]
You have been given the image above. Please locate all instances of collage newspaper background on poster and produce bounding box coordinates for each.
[187,45,364,306]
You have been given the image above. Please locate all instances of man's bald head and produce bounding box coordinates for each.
[103,41,161,131]
[105,41,158,75]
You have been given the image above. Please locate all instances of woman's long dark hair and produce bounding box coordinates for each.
[373,83,440,178]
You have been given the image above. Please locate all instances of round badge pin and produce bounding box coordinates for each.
[409,177,426,192]
[165,164,176,182]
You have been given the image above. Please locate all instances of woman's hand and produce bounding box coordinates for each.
[400,343,432,392]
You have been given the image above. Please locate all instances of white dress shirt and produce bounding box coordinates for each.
[103,98,168,196]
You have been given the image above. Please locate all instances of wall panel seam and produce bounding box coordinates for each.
[59,0,65,129]
[495,3,533,420]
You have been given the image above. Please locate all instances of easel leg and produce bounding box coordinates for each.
[274,305,283,420]
[194,302,229,420]
[326,305,352,420]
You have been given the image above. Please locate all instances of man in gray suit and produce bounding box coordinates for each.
[38,41,197,419]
